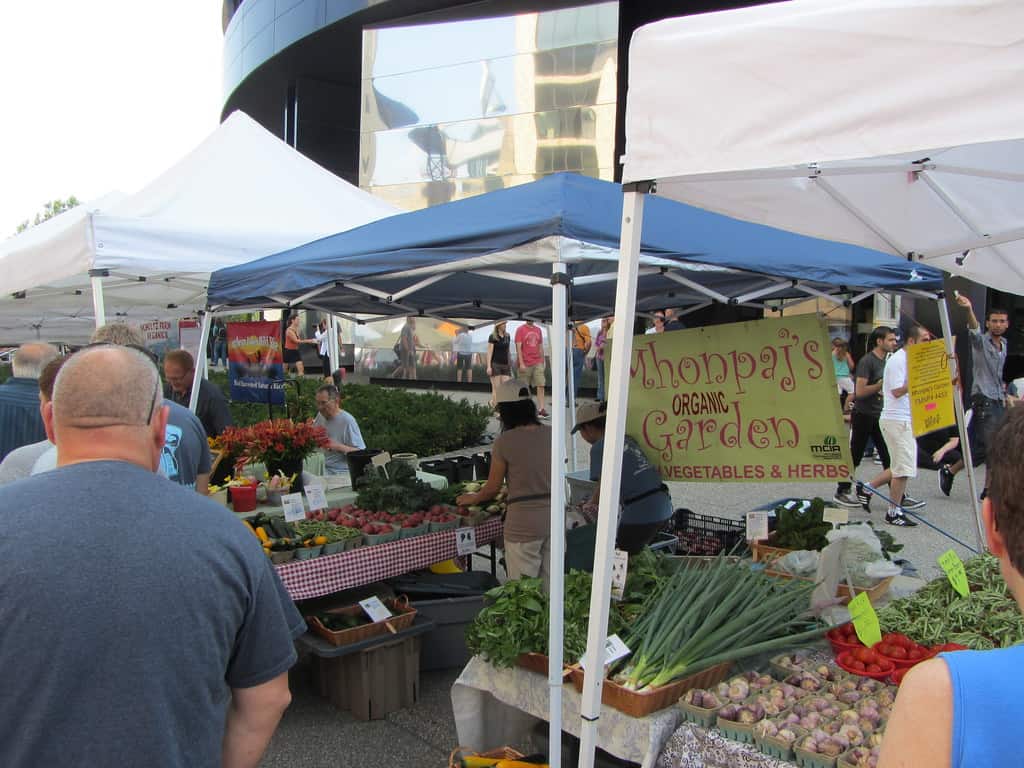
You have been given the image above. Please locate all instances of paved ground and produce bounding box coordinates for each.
[260,386,987,767]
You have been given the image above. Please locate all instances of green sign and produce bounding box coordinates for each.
[848,592,882,647]
[938,549,970,598]
[625,315,852,483]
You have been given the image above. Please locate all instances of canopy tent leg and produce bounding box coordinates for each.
[936,295,986,551]
[578,186,647,768]
[189,312,213,413]
[329,315,341,377]
[548,262,569,768]
[89,273,106,328]
[566,315,578,473]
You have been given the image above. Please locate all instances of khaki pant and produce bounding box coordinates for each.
[504,538,551,591]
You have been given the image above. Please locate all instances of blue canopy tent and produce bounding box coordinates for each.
[204,172,942,764]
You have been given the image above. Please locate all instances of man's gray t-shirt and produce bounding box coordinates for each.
[590,435,673,526]
[315,410,366,474]
[0,439,51,486]
[968,326,1008,401]
[852,352,887,417]
[0,461,304,768]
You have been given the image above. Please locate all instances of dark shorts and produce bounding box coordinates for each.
[968,395,1006,466]
[456,353,473,371]
[282,348,300,364]
[491,363,510,376]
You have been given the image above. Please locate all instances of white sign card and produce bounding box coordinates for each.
[359,596,393,623]
[371,451,392,467]
[579,634,631,670]
[610,549,629,602]
[281,492,306,522]
[823,507,849,526]
[455,527,477,556]
[746,511,769,541]
[304,482,328,511]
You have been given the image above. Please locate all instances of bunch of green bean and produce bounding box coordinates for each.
[877,554,1024,649]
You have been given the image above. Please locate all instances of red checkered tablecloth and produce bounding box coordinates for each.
[275,517,503,601]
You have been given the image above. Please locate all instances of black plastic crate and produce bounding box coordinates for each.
[669,508,747,556]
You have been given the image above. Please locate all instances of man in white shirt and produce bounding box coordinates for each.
[876,324,932,526]
[453,327,474,383]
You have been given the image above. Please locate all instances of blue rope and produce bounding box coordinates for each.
[856,482,981,555]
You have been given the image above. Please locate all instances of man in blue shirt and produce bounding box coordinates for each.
[0,342,58,461]
[573,401,673,553]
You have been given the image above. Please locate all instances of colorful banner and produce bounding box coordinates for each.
[625,315,852,483]
[907,338,956,437]
[227,321,284,404]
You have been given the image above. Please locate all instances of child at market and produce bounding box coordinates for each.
[878,406,1024,768]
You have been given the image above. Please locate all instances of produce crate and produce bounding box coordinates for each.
[269,549,294,565]
[569,660,733,718]
[316,633,422,720]
[307,596,417,647]
[513,652,573,679]
[670,509,748,557]
[429,518,459,533]
[294,545,323,560]
[363,524,401,546]
[755,726,807,762]
[321,540,345,555]
[715,714,758,745]
[679,695,721,728]
[794,745,839,768]
[751,539,795,565]
[399,522,430,539]
[449,746,524,768]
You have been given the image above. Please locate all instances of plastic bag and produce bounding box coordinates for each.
[776,549,819,577]
[825,522,884,556]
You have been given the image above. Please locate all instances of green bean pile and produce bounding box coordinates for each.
[877,554,1024,649]
[290,520,361,543]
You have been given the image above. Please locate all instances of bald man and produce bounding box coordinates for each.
[0,342,59,461]
[0,345,302,767]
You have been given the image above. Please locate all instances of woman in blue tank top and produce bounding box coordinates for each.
[878,409,1024,768]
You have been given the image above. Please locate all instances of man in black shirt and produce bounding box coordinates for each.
[163,349,233,438]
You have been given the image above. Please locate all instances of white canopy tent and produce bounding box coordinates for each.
[0,111,398,344]
[576,2,1023,765]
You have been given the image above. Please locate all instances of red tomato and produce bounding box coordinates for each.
[866,663,882,674]
[908,647,923,660]
[851,659,866,672]
[887,633,914,649]
[854,647,877,664]
[887,646,908,660]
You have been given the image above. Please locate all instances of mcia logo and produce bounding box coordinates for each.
[810,435,844,460]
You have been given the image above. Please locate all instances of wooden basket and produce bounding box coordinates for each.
[448,746,524,768]
[306,596,416,647]
[569,660,733,718]
[750,540,795,565]
[764,569,894,605]
[514,653,573,680]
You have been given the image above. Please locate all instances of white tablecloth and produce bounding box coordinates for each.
[452,656,682,768]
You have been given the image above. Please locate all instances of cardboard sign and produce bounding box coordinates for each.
[746,511,769,541]
[938,549,970,598]
[304,482,328,512]
[579,634,631,670]
[848,592,882,647]
[359,596,393,623]
[907,339,956,437]
[281,492,306,522]
[455,527,477,556]
[610,550,629,602]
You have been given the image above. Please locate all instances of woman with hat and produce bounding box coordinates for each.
[457,379,552,588]
[573,401,673,553]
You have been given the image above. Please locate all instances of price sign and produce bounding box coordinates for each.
[938,549,970,598]
[304,482,328,511]
[579,634,631,670]
[823,507,849,526]
[746,511,769,541]
[455,527,477,556]
[848,592,882,647]
[359,596,393,623]
[281,492,306,522]
[610,549,629,602]
[371,452,391,468]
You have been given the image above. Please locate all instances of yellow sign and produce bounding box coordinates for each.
[938,549,970,598]
[625,315,852,483]
[907,339,956,437]
[848,592,882,647]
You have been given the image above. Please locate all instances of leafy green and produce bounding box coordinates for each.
[354,461,442,514]
[771,498,834,550]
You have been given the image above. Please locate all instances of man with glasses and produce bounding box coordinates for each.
[0,344,303,767]
[163,349,232,438]
[313,383,365,475]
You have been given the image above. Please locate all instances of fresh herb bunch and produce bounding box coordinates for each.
[466,578,549,668]
[771,498,834,550]
[354,461,442,514]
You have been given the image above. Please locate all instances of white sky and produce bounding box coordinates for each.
[0,1,224,237]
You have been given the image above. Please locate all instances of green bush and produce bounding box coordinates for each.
[0,363,10,385]
[211,372,490,456]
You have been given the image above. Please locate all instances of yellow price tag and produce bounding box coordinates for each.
[848,592,882,647]
[938,549,970,598]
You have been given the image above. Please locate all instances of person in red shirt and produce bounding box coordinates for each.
[514,320,548,417]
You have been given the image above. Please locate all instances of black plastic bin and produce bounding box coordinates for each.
[450,455,475,483]
[670,508,748,556]
[472,451,491,481]
[346,449,383,485]
[420,459,457,484]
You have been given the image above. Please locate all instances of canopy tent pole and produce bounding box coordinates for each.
[547,262,569,768]
[189,312,213,413]
[89,271,107,328]
[936,295,986,551]
[578,185,647,768]
[329,315,341,377]
[566,314,578,473]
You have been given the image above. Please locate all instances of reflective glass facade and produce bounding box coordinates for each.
[360,3,618,210]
